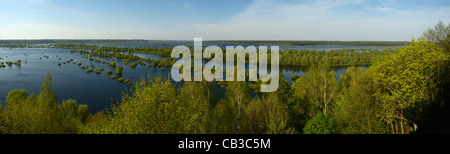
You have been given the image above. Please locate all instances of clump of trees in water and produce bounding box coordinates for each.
[116,66,123,76]
[4,60,22,67]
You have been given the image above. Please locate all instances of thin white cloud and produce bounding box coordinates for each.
[185,0,450,41]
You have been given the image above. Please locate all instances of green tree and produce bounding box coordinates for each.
[81,76,201,134]
[179,81,215,134]
[423,21,450,47]
[372,38,449,134]
[0,73,89,134]
[293,58,338,116]
[211,81,251,134]
[116,65,123,76]
[333,67,387,134]
[303,112,334,134]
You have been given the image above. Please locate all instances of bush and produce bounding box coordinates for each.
[109,62,116,68]
[124,79,132,85]
[129,63,137,68]
[303,112,335,134]
[160,68,165,71]
[291,75,300,80]
[109,76,116,79]
[106,70,113,75]
[118,77,125,82]
[77,105,90,123]
[0,73,90,134]
[116,66,124,76]
[86,69,94,73]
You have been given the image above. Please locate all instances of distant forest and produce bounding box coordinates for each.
[0,39,407,48]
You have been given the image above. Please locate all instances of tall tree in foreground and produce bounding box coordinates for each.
[179,81,215,134]
[211,81,251,134]
[333,67,387,134]
[372,38,449,134]
[293,58,338,117]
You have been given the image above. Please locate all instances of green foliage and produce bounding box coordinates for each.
[116,66,123,76]
[371,38,449,134]
[291,75,300,80]
[333,67,388,134]
[292,58,338,116]
[80,76,204,134]
[77,105,90,123]
[86,69,93,73]
[0,73,90,134]
[423,20,450,48]
[211,81,250,134]
[117,77,125,82]
[129,63,137,68]
[303,112,334,134]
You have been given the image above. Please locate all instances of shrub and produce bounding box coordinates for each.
[86,69,94,73]
[106,70,113,75]
[129,63,137,68]
[118,77,125,82]
[160,68,165,71]
[116,66,124,76]
[291,75,300,80]
[109,76,116,79]
[303,112,335,134]
[124,79,132,85]
[109,62,116,68]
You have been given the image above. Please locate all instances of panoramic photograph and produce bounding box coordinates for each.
[0,0,449,148]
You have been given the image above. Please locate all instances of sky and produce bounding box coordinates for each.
[0,0,449,41]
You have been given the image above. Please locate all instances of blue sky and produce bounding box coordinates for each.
[0,0,449,41]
